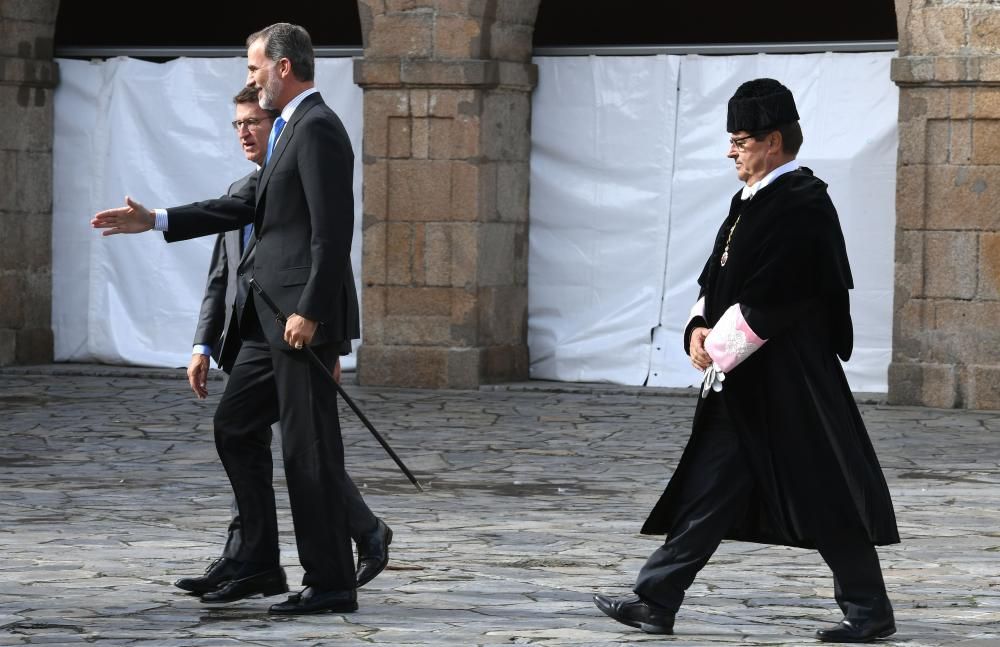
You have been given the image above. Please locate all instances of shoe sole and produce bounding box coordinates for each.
[817,625,897,643]
[201,582,289,604]
[269,601,359,615]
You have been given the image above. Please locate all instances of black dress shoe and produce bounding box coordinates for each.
[174,557,241,594]
[200,566,288,603]
[269,586,358,615]
[356,518,393,587]
[593,593,675,634]
[816,616,896,643]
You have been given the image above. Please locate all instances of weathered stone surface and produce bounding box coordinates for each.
[970,8,1000,55]
[907,7,968,57]
[0,85,53,151]
[478,286,527,346]
[12,327,51,363]
[386,286,454,317]
[0,18,56,59]
[368,12,434,58]
[971,118,1000,164]
[979,231,1000,299]
[433,14,482,59]
[387,159,453,221]
[891,293,928,360]
[888,360,959,408]
[894,164,927,230]
[357,343,448,387]
[0,274,24,328]
[925,165,1000,231]
[0,367,999,644]
[386,221,416,284]
[967,364,1000,409]
[362,220,387,285]
[922,231,979,299]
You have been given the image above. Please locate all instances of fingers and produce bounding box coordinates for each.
[284,314,317,349]
[187,356,209,399]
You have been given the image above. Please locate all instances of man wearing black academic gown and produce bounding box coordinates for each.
[594,79,900,643]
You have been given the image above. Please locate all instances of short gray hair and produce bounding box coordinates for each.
[246,22,315,82]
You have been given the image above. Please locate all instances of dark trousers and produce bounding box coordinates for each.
[212,305,357,590]
[220,425,377,560]
[634,396,890,621]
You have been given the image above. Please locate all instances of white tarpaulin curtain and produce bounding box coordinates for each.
[54,53,896,392]
[52,57,363,369]
[528,52,898,393]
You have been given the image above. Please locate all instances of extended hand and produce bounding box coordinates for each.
[689,326,712,371]
[91,196,155,236]
[284,314,318,350]
[187,353,210,399]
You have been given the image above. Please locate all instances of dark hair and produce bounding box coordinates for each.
[753,121,803,155]
[233,86,261,107]
[246,22,315,82]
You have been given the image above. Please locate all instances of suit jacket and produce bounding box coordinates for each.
[191,172,254,372]
[165,93,360,350]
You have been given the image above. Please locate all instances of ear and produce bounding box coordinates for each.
[277,57,292,79]
[768,131,784,154]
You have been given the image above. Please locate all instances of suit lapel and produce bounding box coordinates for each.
[255,92,323,208]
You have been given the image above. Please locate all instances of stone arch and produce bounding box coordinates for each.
[0,0,60,365]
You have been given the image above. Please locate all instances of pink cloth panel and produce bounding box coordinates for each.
[704,303,767,373]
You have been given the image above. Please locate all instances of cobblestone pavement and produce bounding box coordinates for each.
[1,365,998,646]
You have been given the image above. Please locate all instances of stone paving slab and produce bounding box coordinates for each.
[0,365,998,645]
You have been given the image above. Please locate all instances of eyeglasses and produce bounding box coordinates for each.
[232,116,274,131]
[728,133,759,152]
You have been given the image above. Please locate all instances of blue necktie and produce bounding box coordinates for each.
[245,117,286,250]
[265,116,286,166]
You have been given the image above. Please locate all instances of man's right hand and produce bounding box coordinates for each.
[187,353,210,399]
[91,196,155,236]
[690,326,712,371]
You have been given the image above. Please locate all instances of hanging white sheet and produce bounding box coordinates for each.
[52,57,363,370]
[529,52,898,392]
[528,55,680,385]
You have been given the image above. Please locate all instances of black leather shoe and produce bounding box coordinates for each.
[356,518,393,587]
[593,593,674,634]
[816,616,896,643]
[200,567,288,603]
[269,586,358,615]
[174,557,241,594]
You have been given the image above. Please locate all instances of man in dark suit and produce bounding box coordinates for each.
[92,23,389,615]
[173,86,391,599]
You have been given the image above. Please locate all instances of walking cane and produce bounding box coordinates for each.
[249,278,424,492]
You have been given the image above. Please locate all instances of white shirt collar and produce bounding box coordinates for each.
[741,159,800,200]
[278,87,318,123]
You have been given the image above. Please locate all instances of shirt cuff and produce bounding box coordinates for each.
[153,209,168,231]
[192,344,212,356]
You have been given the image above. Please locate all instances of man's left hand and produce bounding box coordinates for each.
[284,314,317,350]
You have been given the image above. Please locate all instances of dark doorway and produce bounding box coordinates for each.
[533,0,897,47]
[55,0,363,53]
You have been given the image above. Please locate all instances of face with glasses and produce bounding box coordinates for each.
[232,102,275,166]
[727,130,776,186]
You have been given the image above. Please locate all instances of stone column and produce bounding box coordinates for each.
[354,0,539,388]
[0,1,59,365]
[890,0,1000,409]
